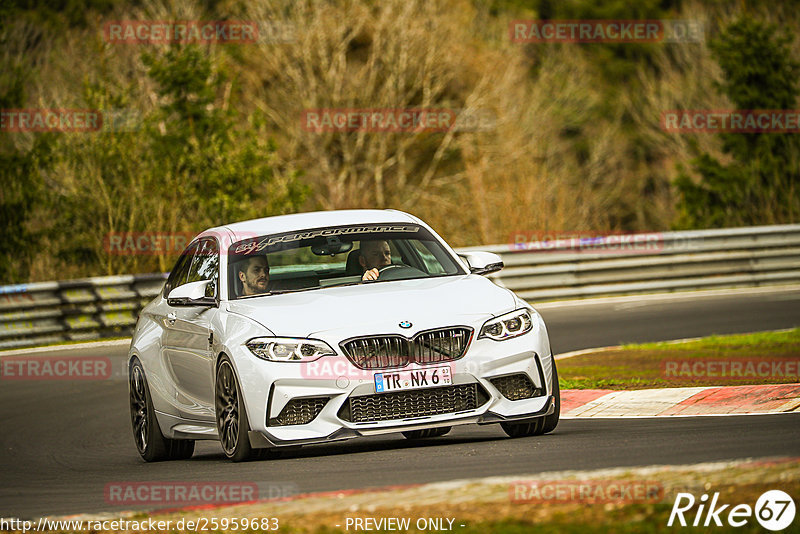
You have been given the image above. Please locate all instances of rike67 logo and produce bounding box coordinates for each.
[668,490,796,531]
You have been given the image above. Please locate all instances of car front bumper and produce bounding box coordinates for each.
[236,328,555,448]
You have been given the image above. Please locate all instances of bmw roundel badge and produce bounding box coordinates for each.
[399,321,412,329]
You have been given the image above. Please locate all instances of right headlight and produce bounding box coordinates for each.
[479,309,533,341]
[245,337,336,362]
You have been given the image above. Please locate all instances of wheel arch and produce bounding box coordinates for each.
[213,350,261,434]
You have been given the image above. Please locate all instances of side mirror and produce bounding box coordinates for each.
[459,251,504,275]
[167,280,217,307]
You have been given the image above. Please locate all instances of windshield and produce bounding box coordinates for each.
[227,223,465,299]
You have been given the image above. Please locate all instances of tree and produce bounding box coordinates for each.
[674,17,800,228]
[142,46,306,232]
[0,63,55,283]
[50,44,307,276]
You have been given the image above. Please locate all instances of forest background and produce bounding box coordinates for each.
[1,0,798,283]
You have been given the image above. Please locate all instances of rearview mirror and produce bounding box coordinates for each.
[459,251,504,275]
[311,237,353,256]
[167,280,217,307]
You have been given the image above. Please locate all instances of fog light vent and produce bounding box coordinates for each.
[269,397,328,426]
[490,373,539,401]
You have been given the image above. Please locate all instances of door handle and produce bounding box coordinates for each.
[166,312,176,325]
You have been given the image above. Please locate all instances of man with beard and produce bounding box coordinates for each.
[237,255,270,296]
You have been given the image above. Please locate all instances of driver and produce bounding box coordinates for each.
[359,240,392,281]
[237,255,270,296]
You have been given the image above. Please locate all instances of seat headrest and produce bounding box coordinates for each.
[345,248,362,275]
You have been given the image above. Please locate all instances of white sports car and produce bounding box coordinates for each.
[128,209,559,461]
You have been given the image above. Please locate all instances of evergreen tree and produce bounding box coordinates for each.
[675,17,800,228]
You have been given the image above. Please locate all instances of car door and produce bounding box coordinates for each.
[161,238,219,420]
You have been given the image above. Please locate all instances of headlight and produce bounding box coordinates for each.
[245,337,336,362]
[479,309,533,341]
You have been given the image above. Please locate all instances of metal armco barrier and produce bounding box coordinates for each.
[0,274,167,350]
[466,224,800,301]
[1,225,799,350]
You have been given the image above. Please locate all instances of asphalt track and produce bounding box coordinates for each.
[1,287,799,518]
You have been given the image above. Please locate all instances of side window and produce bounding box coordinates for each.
[187,239,219,297]
[163,244,196,297]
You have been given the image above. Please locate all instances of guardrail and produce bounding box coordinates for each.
[466,224,800,301]
[1,225,798,349]
[0,274,166,350]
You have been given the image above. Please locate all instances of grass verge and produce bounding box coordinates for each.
[28,458,800,533]
[558,328,800,390]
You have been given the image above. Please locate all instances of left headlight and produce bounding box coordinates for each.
[479,309,533,341]
[245,337,337,362]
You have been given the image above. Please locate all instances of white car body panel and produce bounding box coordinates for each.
[225,275,515,337]
[128,209,556,451]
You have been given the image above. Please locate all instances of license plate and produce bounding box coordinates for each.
[374,366,452,393]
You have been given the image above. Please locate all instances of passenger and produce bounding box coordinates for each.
[237,255,270,296]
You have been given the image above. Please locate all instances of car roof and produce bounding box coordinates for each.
[202,209,419,243]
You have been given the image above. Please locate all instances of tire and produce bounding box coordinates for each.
[500,361,561,438]
[402,427,451,439]
[129,359,195,461]
[215,357,258,462]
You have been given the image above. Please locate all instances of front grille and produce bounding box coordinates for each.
[269,397,328,426]
[340,327,472,369]
[339,383,487,423]
[412,328,471,364]
[340,336,411,369]
[490,373,540,401]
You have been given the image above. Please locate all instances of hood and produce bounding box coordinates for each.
[224,275,515,339]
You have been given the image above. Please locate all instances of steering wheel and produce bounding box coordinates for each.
[376,264,427,281]
[378,264,403,275]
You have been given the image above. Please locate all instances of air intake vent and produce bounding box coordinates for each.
[490,373,540,401]
[339,383,488,423]
[269,397,328,426]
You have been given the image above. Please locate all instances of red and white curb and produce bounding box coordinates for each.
[561,384,800,418]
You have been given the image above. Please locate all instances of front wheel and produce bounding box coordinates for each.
[215,357,258,462]
[501,362,560,438]
[129,359,194,461]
